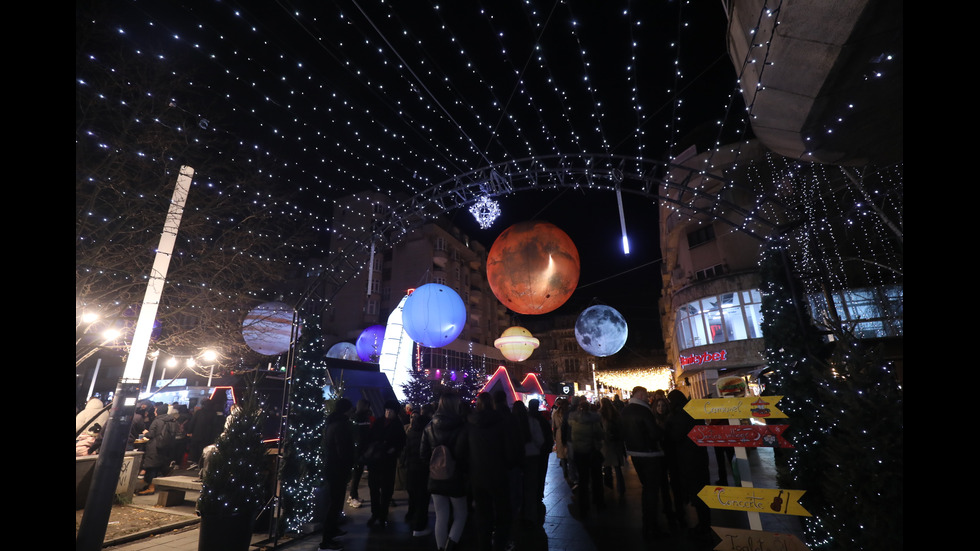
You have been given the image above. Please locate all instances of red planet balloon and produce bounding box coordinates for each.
[486,221,580,315]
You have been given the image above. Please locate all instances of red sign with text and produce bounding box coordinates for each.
[688,424,793,448]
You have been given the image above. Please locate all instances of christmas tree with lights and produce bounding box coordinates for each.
[197,379,268,519]
[401,367,434,409]
[760,241,903,551]
[278,311,328,534]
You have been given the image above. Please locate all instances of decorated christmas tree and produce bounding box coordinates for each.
[278,311,328,534]
[197,379,268,519]
[760,241,903,551]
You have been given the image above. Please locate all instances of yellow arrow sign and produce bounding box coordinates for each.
[684,396,787,419]
[697,485,810,516]
[711,527,810,551]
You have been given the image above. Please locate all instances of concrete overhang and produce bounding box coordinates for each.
[727,0,902,165]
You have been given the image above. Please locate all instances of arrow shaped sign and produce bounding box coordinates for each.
[711,527,810,551]
[684,396,787,419]
[697,485,811,516]
[688,424,793,448]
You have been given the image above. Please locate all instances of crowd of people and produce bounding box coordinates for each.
[315,384,715,551]
[74,392,231,496]
[75,384,718,551]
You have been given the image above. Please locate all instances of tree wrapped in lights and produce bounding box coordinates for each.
[76,7,317,384]
[760,241,903,551]
[401,358,486,408]
[278,311,329,534]
[197,379,268,519]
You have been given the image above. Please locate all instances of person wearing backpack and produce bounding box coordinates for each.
[136,403,177,495]
[420,391,469,551]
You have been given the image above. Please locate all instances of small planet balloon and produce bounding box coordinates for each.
[402,283,466,348]
[326,342,358,361]
[242,302,300,356]
[356,325,386,362]
[486,221,580,315]
[494,326,540,362]
[574,305,628,357]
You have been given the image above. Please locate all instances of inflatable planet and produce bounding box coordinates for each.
[494,326,540,362]
[486,221,580,315]
[356,325,386,362]
[574,305,628,357]
[242,302,300,356]
[326,342,358,361]
[402,283,466,348]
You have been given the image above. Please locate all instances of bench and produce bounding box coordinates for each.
[152,475,202,507]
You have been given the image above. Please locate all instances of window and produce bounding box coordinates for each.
[675,289,764,351]
[435,237,447,251]
[696,264,725,281]
[366,299,378,315]
[807,285,903,338]
[687,225,715,248]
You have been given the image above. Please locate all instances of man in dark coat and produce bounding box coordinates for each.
[136,403,176,495]
[318,398,355,550]
[620,386,668,541]
[665,389,712,538]
[365,399,407,528]
[467,392,518,551]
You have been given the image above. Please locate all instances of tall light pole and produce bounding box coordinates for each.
[77,166,194,551]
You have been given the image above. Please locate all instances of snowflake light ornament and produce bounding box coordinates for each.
[469,195,501,229]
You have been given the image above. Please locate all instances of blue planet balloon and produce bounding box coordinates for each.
[356,325,386,362]
[402,283,466,348]
[574,305,628,357]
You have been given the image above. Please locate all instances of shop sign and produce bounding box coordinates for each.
[679,349,727,367]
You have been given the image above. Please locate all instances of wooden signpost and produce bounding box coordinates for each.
[686,382,806,545]
[683,395,787,420]
[696,485,810,516]
[688,424,793,448]
[711,527,810,551]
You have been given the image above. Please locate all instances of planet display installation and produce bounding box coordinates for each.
[486,221,580,315]
[574,304,628,357]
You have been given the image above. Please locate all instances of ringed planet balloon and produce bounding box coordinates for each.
[402,283,466,348]
[356,325,387,362]
[242,302,300,356]
[486,221,580,315]
[494,326,540,362]
[574,304,628,357]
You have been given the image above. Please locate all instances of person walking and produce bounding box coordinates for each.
[567,398,605,517]
[665,389,713,541]
[402,404,433,536]
[186,397,222,469]
[551,398,576,488]
[620,386,668,542]
[467,392,518,551]
[527,398,553,523]
[136,403,177,495]
[421,391,470,551]
[599,397,627,498]
[513,400,547,527]
[347,399,373,508]
[318,398,355,551]
[365,400,407,528]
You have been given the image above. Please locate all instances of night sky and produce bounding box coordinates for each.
[78,1,744,350]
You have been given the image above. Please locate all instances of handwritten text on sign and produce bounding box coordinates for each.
[711,527,810,551]
[697,486,811,516]
[688,424,793,448]
[684,396,787,420]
